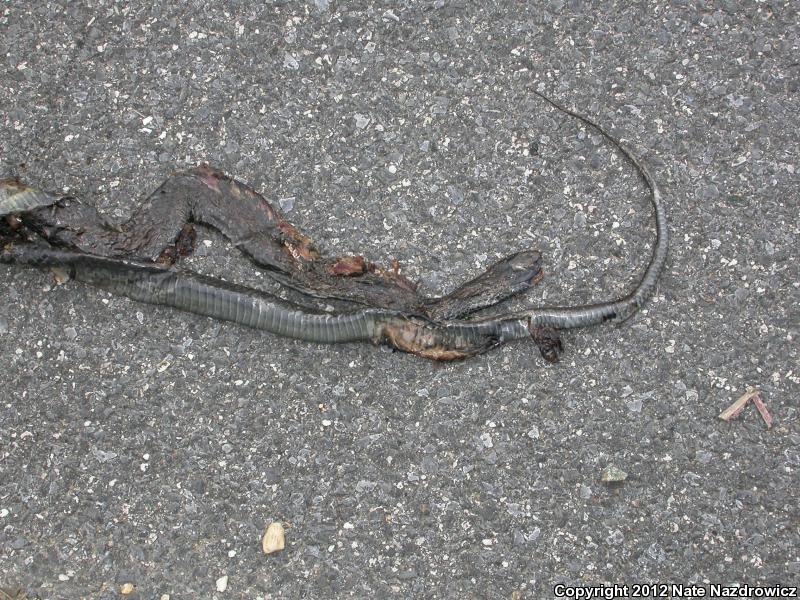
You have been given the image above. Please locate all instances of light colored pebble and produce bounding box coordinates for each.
[216,575,228,592]
[354,114,370,129]
[120,582,135,595]
[262,522,286,554]
[601,465,628,483]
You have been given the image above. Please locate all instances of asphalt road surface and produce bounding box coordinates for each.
[1,2,798,598]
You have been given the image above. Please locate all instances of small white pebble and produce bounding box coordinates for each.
[482,539,493,546]
[120,582,135,595]
[262,522,286,555]
[354,114,370,129]
[216,575,228,592]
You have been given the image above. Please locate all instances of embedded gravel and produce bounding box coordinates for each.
[1,2,798,599]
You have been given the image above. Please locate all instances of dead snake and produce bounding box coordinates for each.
[1,90,668,361]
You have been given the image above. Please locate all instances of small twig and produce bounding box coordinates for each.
[719,387,773,429]
[0,586,27,600]
[718,387,760,421]
[751,394,773,429]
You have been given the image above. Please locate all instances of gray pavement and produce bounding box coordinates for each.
[1,2,798,598]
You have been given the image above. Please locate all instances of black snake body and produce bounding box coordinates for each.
[1,244,530,360]
[1,91,667,361]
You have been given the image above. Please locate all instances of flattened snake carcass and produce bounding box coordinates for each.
[1,90,668,362]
